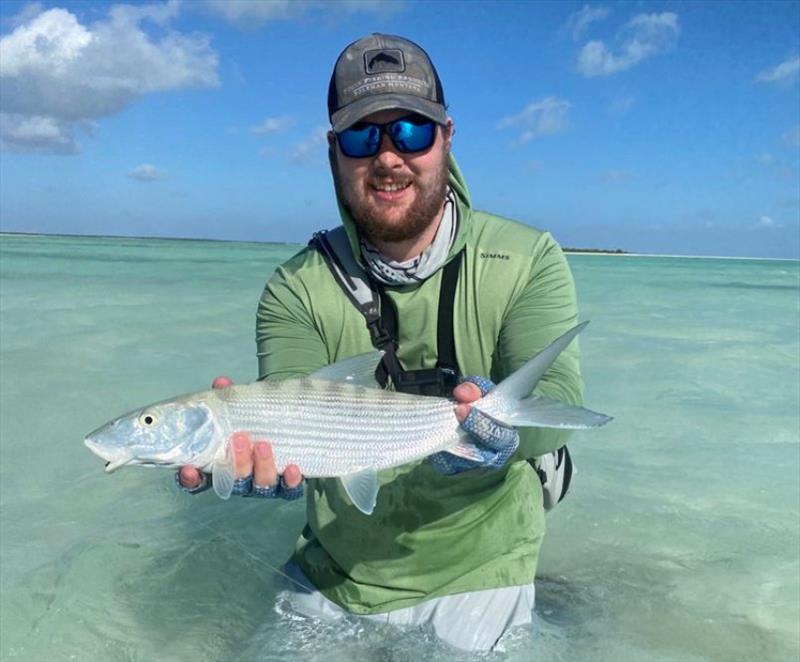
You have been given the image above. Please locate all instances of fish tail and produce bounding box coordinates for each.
[475,322,612,430]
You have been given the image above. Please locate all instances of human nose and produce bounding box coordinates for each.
[372,130,405,168]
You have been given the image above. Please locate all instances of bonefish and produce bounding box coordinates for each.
[85,322,611,514]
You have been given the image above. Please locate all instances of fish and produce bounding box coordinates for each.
[84,321,611,514]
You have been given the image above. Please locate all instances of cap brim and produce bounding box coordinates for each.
[331,94,447,132]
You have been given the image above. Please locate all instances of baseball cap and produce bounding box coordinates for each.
[328,34,447,132]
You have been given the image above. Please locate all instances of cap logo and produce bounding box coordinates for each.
[364,49,405,75]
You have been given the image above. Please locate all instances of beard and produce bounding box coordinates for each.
[332,150,450,244]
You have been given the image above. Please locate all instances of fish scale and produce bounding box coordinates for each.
[215,380,459,475]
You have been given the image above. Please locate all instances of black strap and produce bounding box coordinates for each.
[373,251,462,395]
[436,249,462,373]
[310,230,463,397]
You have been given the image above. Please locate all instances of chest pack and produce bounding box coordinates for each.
[309,227,573,508]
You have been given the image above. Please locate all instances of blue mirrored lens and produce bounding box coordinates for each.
[338,124,381,158]
[390,120,435,153]
[337,117,436,158]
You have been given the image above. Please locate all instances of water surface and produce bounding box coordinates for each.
[1,234,798,661]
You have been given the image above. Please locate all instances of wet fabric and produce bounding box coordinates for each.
[279,562,535,652]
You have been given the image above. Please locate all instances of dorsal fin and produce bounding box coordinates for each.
[310,352,384,389]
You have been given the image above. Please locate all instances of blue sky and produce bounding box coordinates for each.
[1,0,798,258]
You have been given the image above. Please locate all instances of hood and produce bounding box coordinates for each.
[333,153,473,270]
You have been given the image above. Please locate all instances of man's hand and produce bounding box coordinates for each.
[176,376,304,498]
[429,376,520,475]
[452,379,483,423]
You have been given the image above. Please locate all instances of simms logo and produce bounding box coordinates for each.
[480,252,510,260]
[364,49,405,74]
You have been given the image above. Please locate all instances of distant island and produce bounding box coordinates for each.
[563,247,628,254]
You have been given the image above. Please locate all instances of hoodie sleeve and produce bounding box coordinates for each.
[256,258,330,381]
[497,233,584,459]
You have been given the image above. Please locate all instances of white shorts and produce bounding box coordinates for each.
[278,562,535,652]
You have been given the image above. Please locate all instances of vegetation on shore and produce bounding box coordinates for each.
[563,247,628,254]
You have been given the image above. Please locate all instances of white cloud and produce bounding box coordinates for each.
[497,97,571,144]
[565,5,609,41]
[756,55,800,84]
[0,2,219,154]
[202,0,295,25]
[0,112,78,154]
[290,125,328,164]
[751,215,783,230]
[577,12,680,77]
[250,116,295,134]
[128,164,166,181]
[201,0,399,28]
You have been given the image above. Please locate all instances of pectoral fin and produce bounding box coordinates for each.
[211,438,236,499]
[340,468,379,515]
[441,434,485,462]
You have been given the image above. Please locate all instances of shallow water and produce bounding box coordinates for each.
[1,234,798,662]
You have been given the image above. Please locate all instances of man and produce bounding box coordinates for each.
[179,34,582,651]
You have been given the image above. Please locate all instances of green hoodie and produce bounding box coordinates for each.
[256,156,583,614]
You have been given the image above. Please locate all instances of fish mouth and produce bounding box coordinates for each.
[84,438,133,473]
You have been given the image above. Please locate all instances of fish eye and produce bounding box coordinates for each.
[138,412,158,427]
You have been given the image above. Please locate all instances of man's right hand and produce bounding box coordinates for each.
[176,376,304,498]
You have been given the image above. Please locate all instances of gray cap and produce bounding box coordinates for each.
[328,34,447,132]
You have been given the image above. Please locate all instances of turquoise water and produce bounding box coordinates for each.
[1,234,798,662]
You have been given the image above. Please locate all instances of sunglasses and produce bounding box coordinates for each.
[336,115,438,158]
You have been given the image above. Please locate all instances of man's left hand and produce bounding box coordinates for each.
[429,377,520,475]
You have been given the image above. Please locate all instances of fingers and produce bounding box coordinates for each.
[283,464,303,489]
[230,433,303,493]
[253,442,278,488]
[179,465,203,489]
[453,377,496,423]
[232,432,253,478]
[212,376,233,389]
[453,381,482,404]
[454,402,471,423]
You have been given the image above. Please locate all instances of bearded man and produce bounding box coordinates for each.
[178,34,583,652]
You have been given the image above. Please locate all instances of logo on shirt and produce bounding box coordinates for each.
[480,252,510,260]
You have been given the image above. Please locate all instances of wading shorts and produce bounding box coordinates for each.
[279,562,535,652]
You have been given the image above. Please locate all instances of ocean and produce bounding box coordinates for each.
[1,233,798,662]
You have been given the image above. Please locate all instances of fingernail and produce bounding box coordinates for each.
[256,443,269,458]
[233,436,248,452]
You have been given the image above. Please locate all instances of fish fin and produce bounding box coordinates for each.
[442,434,485,462]
[211,438,236,500]
[310,352,384,389]
[340,468,379,515]
[476,321,613,428]
[477,395,613,429]
[487,322,588,404]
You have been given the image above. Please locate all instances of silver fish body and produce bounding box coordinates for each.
[213,379,459,476]
[85,322,612,513]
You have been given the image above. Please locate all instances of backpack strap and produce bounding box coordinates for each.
[310,227,461,395]
[311,228,389,350]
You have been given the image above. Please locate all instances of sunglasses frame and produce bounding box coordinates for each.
[335,114,440,158]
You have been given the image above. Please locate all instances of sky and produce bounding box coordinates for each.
[0,0,798,258]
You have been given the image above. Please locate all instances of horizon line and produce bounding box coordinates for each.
[1,230,798,262]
